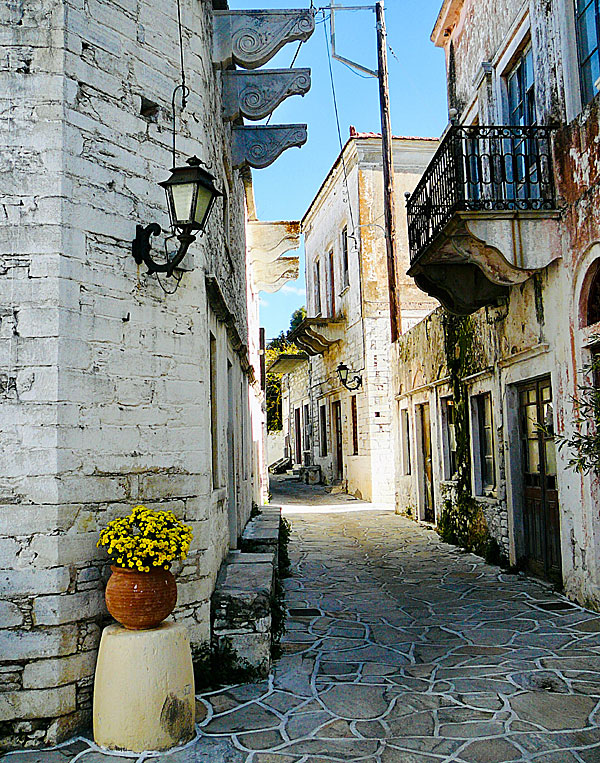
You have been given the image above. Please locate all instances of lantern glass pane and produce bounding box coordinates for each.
[194,185,214,227]
[171,182,195,224]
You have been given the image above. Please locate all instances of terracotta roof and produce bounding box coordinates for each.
[349,126,439,141]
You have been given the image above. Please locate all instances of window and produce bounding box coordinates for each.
[341,227,349,288]
[507,45,536,126]
[314,260,322,315]
[319,403,328,457]
[209,333,219,488]
[442,398,458,480]
[575,0,600,105]
[474,393,496,493]
[586,264,600,325]
[400,407,411,475]
[303,403,310,453]
[351,396,359,455]
[327,250,335,317]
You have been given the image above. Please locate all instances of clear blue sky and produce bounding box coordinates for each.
[229,0,449,340]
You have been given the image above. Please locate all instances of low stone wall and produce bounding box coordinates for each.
[211,507,281,679]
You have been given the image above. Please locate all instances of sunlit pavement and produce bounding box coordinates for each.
[5,479,600,762]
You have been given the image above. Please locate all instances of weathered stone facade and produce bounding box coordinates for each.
[394,0,600,608]
[276,133,438,503]
[0,0,310,748]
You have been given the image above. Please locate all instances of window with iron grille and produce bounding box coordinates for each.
[442,398,458,480]
[474,393,496,493]
[575,0,600,105]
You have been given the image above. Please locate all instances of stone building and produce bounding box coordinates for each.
[270,131,438,503]
[394,0,600,606]
[0,0,310,747]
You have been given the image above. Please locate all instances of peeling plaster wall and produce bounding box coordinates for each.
[0,0,252,746]
[401,0,600,608]
[438,0,566,124]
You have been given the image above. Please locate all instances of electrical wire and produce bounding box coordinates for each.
[322,14,356,236]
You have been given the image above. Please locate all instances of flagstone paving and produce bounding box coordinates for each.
[5,483,600,762]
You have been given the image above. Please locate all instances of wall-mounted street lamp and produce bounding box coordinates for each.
[132,156,222,278]
[337,363,363,391]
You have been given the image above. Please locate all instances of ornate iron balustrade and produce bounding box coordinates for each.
[407,125,557,264]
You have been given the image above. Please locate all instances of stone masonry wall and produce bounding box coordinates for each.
[0,0,252,747]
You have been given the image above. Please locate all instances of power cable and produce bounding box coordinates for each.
[322,14,356,235]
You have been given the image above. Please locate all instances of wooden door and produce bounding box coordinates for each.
[332,401,343,479]
[294,407,302,465]
[419,403,435,523]
[519,377,562,585]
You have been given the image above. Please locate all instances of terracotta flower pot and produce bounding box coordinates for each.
[105,565,177,630]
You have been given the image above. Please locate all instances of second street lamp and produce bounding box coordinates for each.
[337,363,363,391]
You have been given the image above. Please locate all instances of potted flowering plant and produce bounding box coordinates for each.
[98,505,193,630]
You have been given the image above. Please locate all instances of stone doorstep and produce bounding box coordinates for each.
[215,561,274,595]
[227,551,276,565]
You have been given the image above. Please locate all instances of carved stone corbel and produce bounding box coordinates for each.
[231,125,307,170]
[213,10,315,70]
[222,69,311,122]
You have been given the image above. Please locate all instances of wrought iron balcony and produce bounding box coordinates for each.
[406,125,559,315]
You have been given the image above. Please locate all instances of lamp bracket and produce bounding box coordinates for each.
[132,223,196,278]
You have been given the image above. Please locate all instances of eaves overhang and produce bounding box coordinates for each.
[288,317,346,357]
[431,0,464,47]
[267,353,309,374]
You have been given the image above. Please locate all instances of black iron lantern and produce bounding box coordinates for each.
[132,156,222,279]
[337,363,362,391]
[160,156,222,233]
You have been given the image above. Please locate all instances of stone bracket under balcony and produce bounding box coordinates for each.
[232,125,308,170]
[248,220,301,293]
[222,69,311,122]
[408,211,561,315]
[288,318,346,356]
[213,10,315,70]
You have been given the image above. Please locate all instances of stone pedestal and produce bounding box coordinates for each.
[93,622,195,753]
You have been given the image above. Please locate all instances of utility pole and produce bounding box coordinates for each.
[376,0,400,343]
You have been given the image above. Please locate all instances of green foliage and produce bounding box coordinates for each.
[438,312,507,566]
[265,307,306,432]
[441,313,476,496]
[553,347,600,475]
[289,306,306,334]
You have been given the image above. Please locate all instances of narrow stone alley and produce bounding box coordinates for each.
[6,480,600,763]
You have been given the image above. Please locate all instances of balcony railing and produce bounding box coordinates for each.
[407,125,557,264]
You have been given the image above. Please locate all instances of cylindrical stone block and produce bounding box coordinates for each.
[93,622,195,752]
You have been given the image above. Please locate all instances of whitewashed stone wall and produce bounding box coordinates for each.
[0,0,253,747]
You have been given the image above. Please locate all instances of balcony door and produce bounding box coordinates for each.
[505,45,539,200]
[518,377,562,585]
